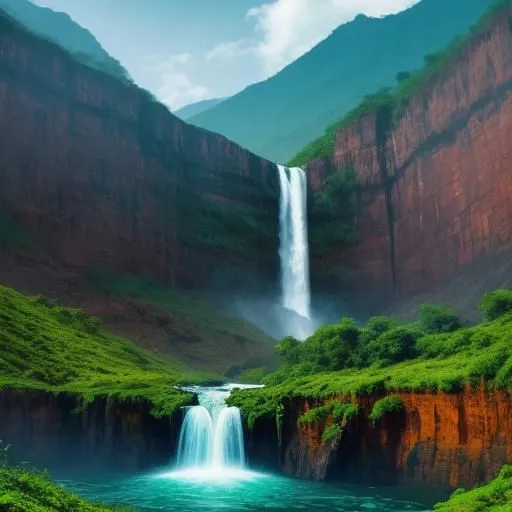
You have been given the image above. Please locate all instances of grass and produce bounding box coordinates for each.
[90,274,277,376]
[287,0,512,167]
[434,466,512,511]
[0,284,200,416]
[228,311,512,427]
[0,465,131,512]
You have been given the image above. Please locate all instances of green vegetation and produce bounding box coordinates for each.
[288,0,511,166]
[228,290,512,427]
[91,274,276,376]
[369,396,403,422]
[0,284,198,416]
[434,465,512,511]
[419,304,461,334]
[309,168,362,255]
[0,465,130,511]
[481,289,512,321]
[298,401,360,444]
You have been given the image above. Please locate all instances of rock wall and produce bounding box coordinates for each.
[248,387,512,488]
[307,7,512,305]
[0,13,279,292]
[0,390,183,470]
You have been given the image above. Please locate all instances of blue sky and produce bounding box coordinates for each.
[33,0,417,110]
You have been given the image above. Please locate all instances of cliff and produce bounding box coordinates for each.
[307,4,512,311]
[0,390,183,470]
[0,13,279,293]
[248,387,512,488]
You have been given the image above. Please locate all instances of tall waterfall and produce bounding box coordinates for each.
[170,384,260,481]
[277,165,311,322]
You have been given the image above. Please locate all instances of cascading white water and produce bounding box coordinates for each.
[176,406,214,468]
[212,407,245,468]
[171,384,260,481]
[277,165,311,322]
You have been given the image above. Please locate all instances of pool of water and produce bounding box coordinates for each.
[59,468,442,511]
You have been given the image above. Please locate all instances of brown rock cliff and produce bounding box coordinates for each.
[0,13,279,291]
[307,7,512,307]
[249,388,512,488]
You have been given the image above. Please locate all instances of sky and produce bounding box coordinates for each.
[33,0,417,111]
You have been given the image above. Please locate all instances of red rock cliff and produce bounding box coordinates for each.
[249,387,512,488]
[307,6,512,304]
[0,14,279,290]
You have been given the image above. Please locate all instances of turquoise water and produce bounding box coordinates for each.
[60,468,440,511]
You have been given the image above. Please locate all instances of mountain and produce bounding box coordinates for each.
[174,97,227,120]
[189,0,495,164]
[0,0,129,81]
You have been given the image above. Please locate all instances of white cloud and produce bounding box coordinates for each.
[206,40,254,61]
[147,52,210,110]
[157,71,209,110]
[248,0,417,75]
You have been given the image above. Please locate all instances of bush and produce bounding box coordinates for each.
[369,395,404,422]
[366,326,421,366]
[481,289,512,321]
[419,304,461,334]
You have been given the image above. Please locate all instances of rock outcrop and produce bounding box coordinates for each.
[248,387,512,488]
[0,390,184,470]
[307,6,512,310]
[0,13,279,293]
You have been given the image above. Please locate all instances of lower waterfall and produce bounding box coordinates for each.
[170,384,259,481]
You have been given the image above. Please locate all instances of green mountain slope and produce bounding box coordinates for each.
[0,284,196,416]
[174,97,226,120]
[0,0,129,81]
[190,0,495,163]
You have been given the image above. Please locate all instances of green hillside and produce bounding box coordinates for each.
[190,0,494,163]
[0,284,197,416]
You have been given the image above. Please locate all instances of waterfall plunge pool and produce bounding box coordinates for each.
[56,384,445,511]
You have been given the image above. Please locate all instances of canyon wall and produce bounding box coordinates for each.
[307,6,512,308]
[248,387,512,488]
[0,390,182,470]
[0,13,279,292]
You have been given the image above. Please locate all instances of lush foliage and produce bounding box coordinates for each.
[298,401,360,444]
[369,396,404,422]
[308,169,362,255]
[288,0,511,166]
[0,285,198,416]
[481,289,512,321]
[0,465,130,511]
[419,304,461,334]
[229,290,512,426]
[434,465,512,511]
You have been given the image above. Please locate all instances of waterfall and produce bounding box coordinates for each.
[172,384,257,479]
[277,165,311,322]
[176,406,214,468]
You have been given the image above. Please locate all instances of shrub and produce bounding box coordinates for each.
[369,395,404,422]
[322,424,342,443]
[481,289,512,321]
[419,304,461,334]
[366,326,421,366]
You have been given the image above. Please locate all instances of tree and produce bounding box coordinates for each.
[419,304,461,334]
[481,289,512,321]
[396,71,411,83]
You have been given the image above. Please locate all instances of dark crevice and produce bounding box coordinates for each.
[376,104,397,292]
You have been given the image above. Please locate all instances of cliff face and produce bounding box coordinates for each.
[0,15,279,292]
[308,7,512,304]
[0,390,182,470]
[249,388,512,488]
